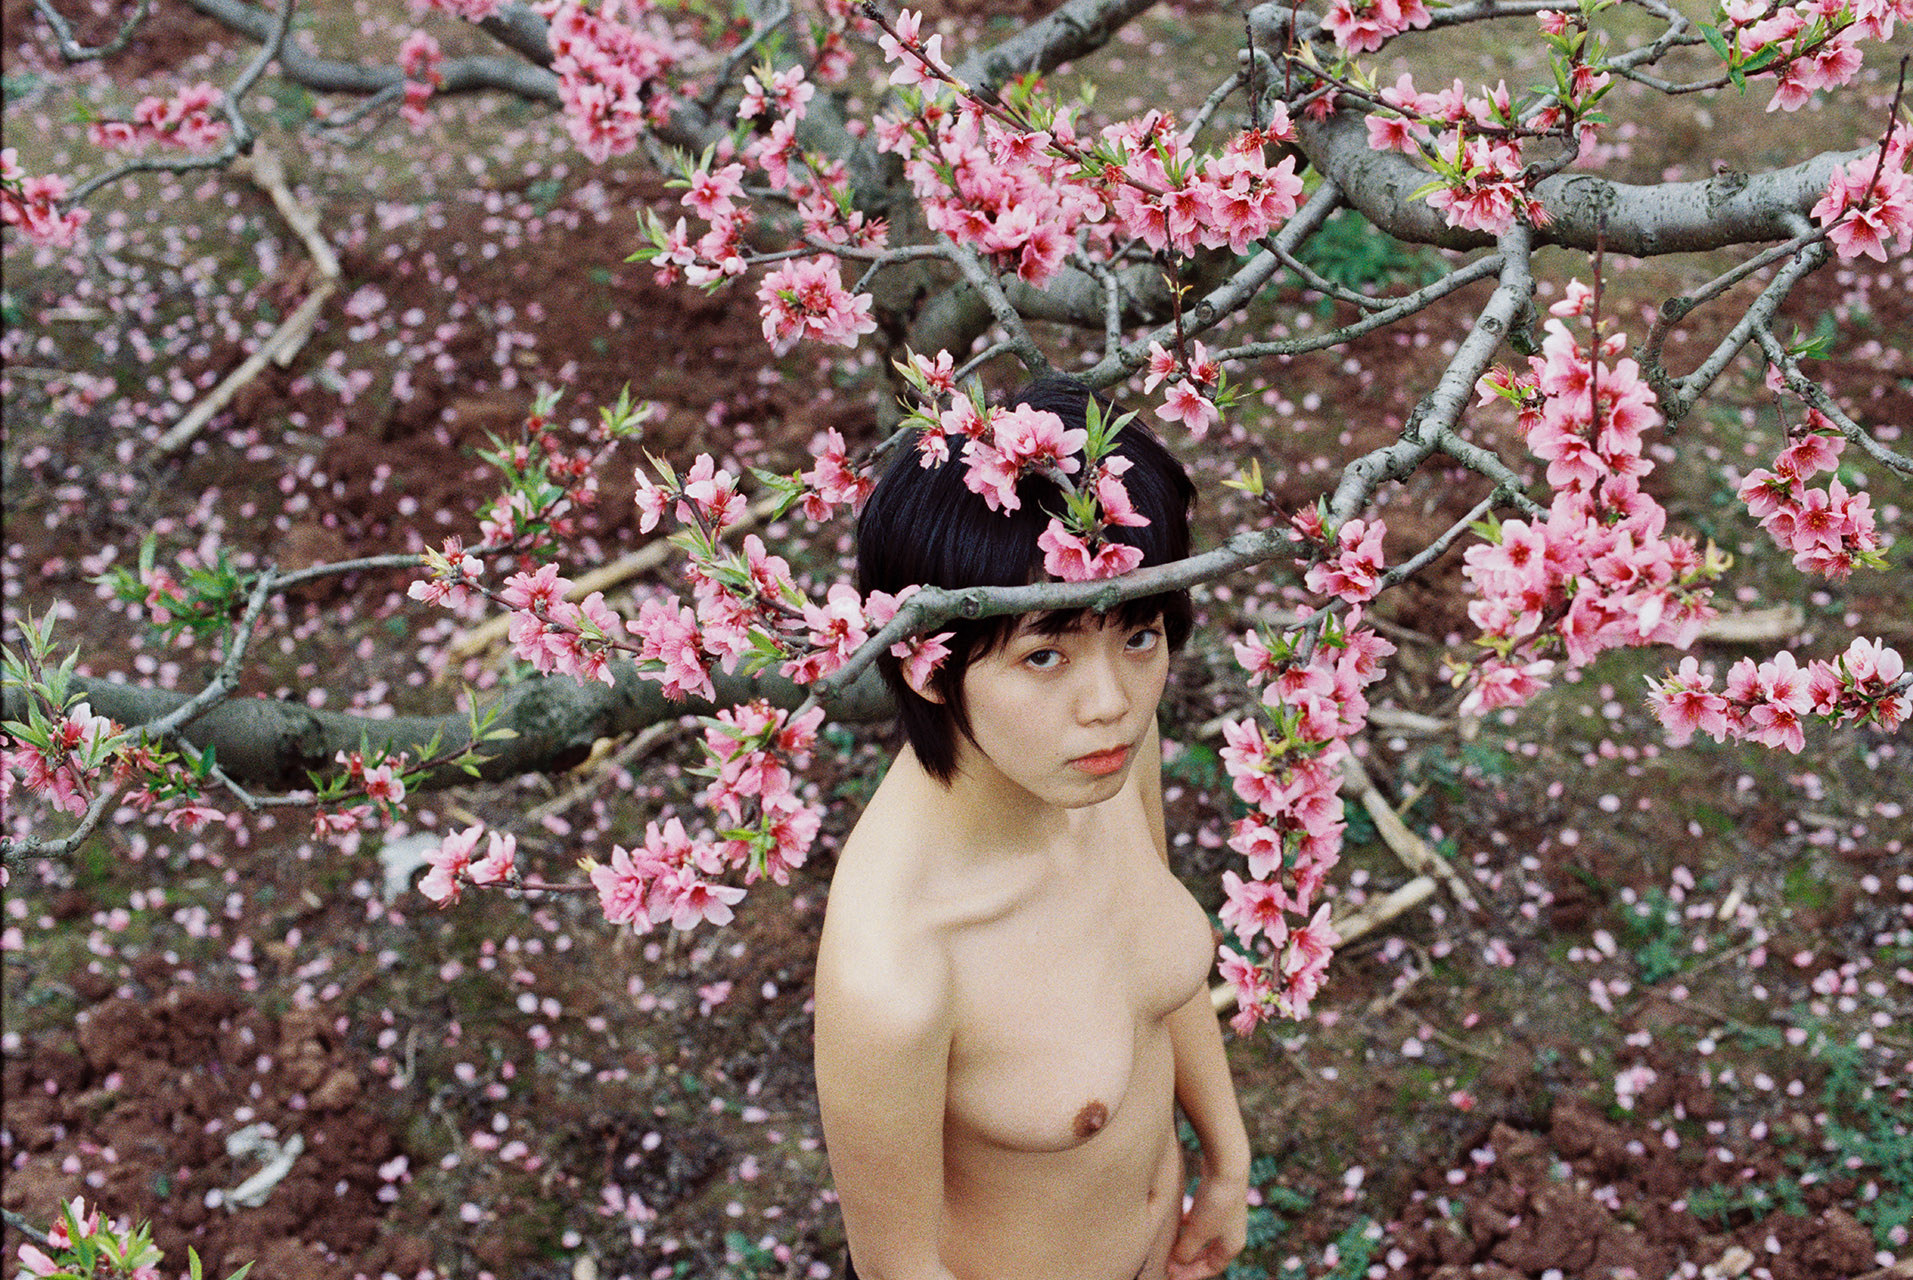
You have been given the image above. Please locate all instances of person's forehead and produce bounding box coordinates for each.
[1007,610,1138,639]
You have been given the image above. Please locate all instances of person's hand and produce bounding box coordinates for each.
[1166,1170,1248,1280]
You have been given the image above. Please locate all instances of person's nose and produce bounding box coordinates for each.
[1075,648,1132,726]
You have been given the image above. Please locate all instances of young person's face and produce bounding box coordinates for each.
[950,613,1170,809]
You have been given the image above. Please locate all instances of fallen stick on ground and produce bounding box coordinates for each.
[1693,604,1804,644]
[1343,753,1482,915]
[157,144,340,458]
[155,283,336,457]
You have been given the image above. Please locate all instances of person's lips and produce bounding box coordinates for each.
[1070,745,1130,776]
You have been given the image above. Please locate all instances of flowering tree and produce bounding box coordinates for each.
[4,0,1910,1046]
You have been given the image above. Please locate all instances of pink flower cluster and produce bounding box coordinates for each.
[1462,283,1717,715]
[590,816,747,931]
[1218,614,1395,1031]
[756,256,878,354]
[1361,50,1618,236]
[540,0,688,163]
[1737,428,1886,579]
[1144,340,1224,440]
[1648,637,1907,752]
[1322,0,1433,53]
[1101,114,1305,258]
[16,1197,142,1279]
[408,535,483,610]
[1422,128,1542,237]
[798,428,873,520]
[641,61,888,345]
[398,31,445,128]
[879,97,1103,288]
[1810,126,1913,263]
[1,148,88,248]
[1296,509,1387,603]
[500,562,628,686]
[1,702,116,817]
[1717,0,1887,112]
[873,17,1302,280]
[87,82,227,154]
[419,824,519,905]
[699,701,826,885]
[909,389,1151,582]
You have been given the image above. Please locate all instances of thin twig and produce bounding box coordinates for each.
[32,0,152,59]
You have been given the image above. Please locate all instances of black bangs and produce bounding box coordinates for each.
[855,373,1197,784]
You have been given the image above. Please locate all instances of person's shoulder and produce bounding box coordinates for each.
[817,761,955,1039]
[815,891,953,1050]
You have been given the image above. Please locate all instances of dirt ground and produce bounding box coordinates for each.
[4,4,1912,1280]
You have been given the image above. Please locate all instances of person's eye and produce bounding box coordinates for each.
[1125,628,1162,653]
[1023,648,1063,671]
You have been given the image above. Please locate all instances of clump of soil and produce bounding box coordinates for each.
[3,963,426,1279]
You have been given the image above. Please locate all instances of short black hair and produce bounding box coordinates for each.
[856,373,1196,783]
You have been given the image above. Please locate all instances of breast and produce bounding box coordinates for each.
[1130,861,1219,1022]
[941,855,1217,1155]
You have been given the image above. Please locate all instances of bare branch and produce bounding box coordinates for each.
[1212,250,1506,366]
[65,0,293,204]
[1327,223,1535,521]
[1752,327,1913,480]
[32,0,152,60]
[951,0,1162,96]
[179,0,561,104]
[1648,234,1827,422]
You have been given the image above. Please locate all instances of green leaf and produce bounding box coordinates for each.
[1700,23,1731,62]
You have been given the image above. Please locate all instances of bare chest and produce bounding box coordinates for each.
[941,851,1215,1154]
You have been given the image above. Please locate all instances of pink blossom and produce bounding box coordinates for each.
[163,802,223,833]
[362,764,405,805]
[1304,517,1387,603]
[420,825,486,905]
[650,863,747,929]
[17,1244,60,1277]
[591,841,662,929]
[469,831,518,885]
[800,428,874,517]
[634,596,713,701]
[1812,150,1913,262]
[1219,948,1275,1035]
[756,255,877,354]
[891,631,953,690]
[1646,656,1731,746]
[399,31,444,86]
[1220,871,1291,945]
[1037,522,1144,580]
[1158,379,1220,438]
[1093,468,1150,529]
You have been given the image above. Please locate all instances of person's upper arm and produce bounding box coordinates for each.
[813,925,956,1280]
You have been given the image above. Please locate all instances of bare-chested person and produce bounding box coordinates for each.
[814,375,1250,1280]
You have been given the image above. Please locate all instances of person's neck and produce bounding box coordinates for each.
[930,743,1093,868]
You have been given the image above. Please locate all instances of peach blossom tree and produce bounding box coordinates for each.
[4,0,1909,1047]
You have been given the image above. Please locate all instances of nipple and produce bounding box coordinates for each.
[1072,1100,1108,1139]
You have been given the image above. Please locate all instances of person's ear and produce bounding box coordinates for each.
[904,666,944,703]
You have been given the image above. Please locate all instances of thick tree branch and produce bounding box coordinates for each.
[1317,225,1535,520]
[2,662,895,801]
[180,0,561,103]
[1284,96,1868,255]
[951,0,1160,96]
